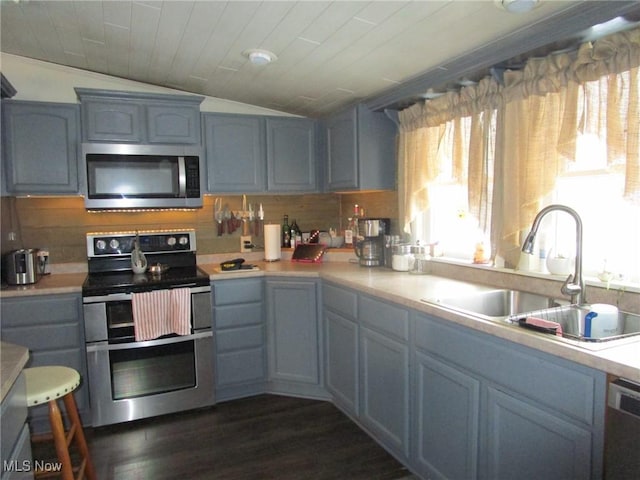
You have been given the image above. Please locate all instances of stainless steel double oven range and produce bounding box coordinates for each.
[82,230,214,427]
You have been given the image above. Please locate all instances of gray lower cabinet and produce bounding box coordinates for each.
[323,283,410,462]
[323,283,359,416]
[1,374,33,480]
[413,350,481,480]
[484,386,593,480]
[265,278,325,397]
[324,310,359,415]
[413,312,605,480]
[0,294,89,433]
[212,278,266,401]
[2,101,80,195]
[359,295,410,461]
[323,281,606,480]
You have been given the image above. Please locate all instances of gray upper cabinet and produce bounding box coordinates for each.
[325,104,396,191]
[203,113,319,193]
[203,113,265,193]
[2,100,80,195]
[75,88,203,144]
[266,117,317,192]
[80,98,143,143]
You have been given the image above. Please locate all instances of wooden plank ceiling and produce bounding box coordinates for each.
[2,1,639,117]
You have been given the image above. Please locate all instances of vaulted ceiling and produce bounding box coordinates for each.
[2,1,640,118]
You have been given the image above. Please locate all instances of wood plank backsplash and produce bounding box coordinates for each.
[1,191,399,263]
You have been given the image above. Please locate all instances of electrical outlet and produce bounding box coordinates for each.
[240,235,252,253]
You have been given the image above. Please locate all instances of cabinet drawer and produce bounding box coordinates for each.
[2,324,81,350]
[215,304,263,329]
[216,325,264,352]
[1,295,80,328]
[323,283,357,320]
[216,348,265,386]
[359,295,409,341]
[213,279,263,305]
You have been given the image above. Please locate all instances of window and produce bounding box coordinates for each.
[403,28,640,284]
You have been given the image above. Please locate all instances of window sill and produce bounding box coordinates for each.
[427,256,640,295]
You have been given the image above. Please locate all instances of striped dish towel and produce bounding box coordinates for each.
[132,288,192,341]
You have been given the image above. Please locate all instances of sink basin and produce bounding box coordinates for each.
[507,305,640,343]
[421,288,640,348]
[421,289,555,320]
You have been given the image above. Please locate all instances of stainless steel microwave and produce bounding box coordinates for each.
[82,143,203,209]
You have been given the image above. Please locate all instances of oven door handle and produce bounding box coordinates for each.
[83,285,211,303]
[86,330,212,352]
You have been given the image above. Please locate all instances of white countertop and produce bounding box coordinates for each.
[1,341,29,402]
[201,260,640,382]
[2,258,638,382]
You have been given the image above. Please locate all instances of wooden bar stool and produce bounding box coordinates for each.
[24,366,96,480]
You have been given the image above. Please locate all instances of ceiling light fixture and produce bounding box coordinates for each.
[243,49,277,66]
[496,0,540,14]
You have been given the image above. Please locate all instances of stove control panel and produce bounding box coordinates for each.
[86,230,196,257]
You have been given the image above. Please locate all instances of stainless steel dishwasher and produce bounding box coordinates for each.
[605,378,640,479]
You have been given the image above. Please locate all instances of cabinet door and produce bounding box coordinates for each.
[147,104,201,144]
[0,294,89,432]
[324,310,359,416]
[485,387,592,480]
[2,102,80,194]
[203,114,265,192]
[81,99,144,142]
[266,117,317,192]
[414,351,480,480]
[215,304,266,388]
[213,279,265,400]
[360,326,410,459]
[325,108,358,190]
[266,279,319,385]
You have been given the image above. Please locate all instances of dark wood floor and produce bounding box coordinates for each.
[83,394,416,480]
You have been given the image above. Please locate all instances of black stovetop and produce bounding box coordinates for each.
[82,265,210,296]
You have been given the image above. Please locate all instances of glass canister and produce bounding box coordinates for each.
[409,245,430,274]
[391,244,413,272]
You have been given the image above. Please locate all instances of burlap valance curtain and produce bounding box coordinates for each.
[497,27,640,266]
[398,26,640,264]
[398,78,502,234]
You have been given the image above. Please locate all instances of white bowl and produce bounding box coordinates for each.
[546,255,574,275]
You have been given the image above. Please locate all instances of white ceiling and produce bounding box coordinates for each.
[2,1,640,118]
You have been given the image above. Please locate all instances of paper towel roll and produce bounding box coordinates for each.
[264,224,281,261]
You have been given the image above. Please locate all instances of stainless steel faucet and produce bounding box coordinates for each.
[521,204,585,305]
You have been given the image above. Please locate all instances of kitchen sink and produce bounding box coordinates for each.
[507,305,640,343]
[421,289,640,348]
[421,289,555,321]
